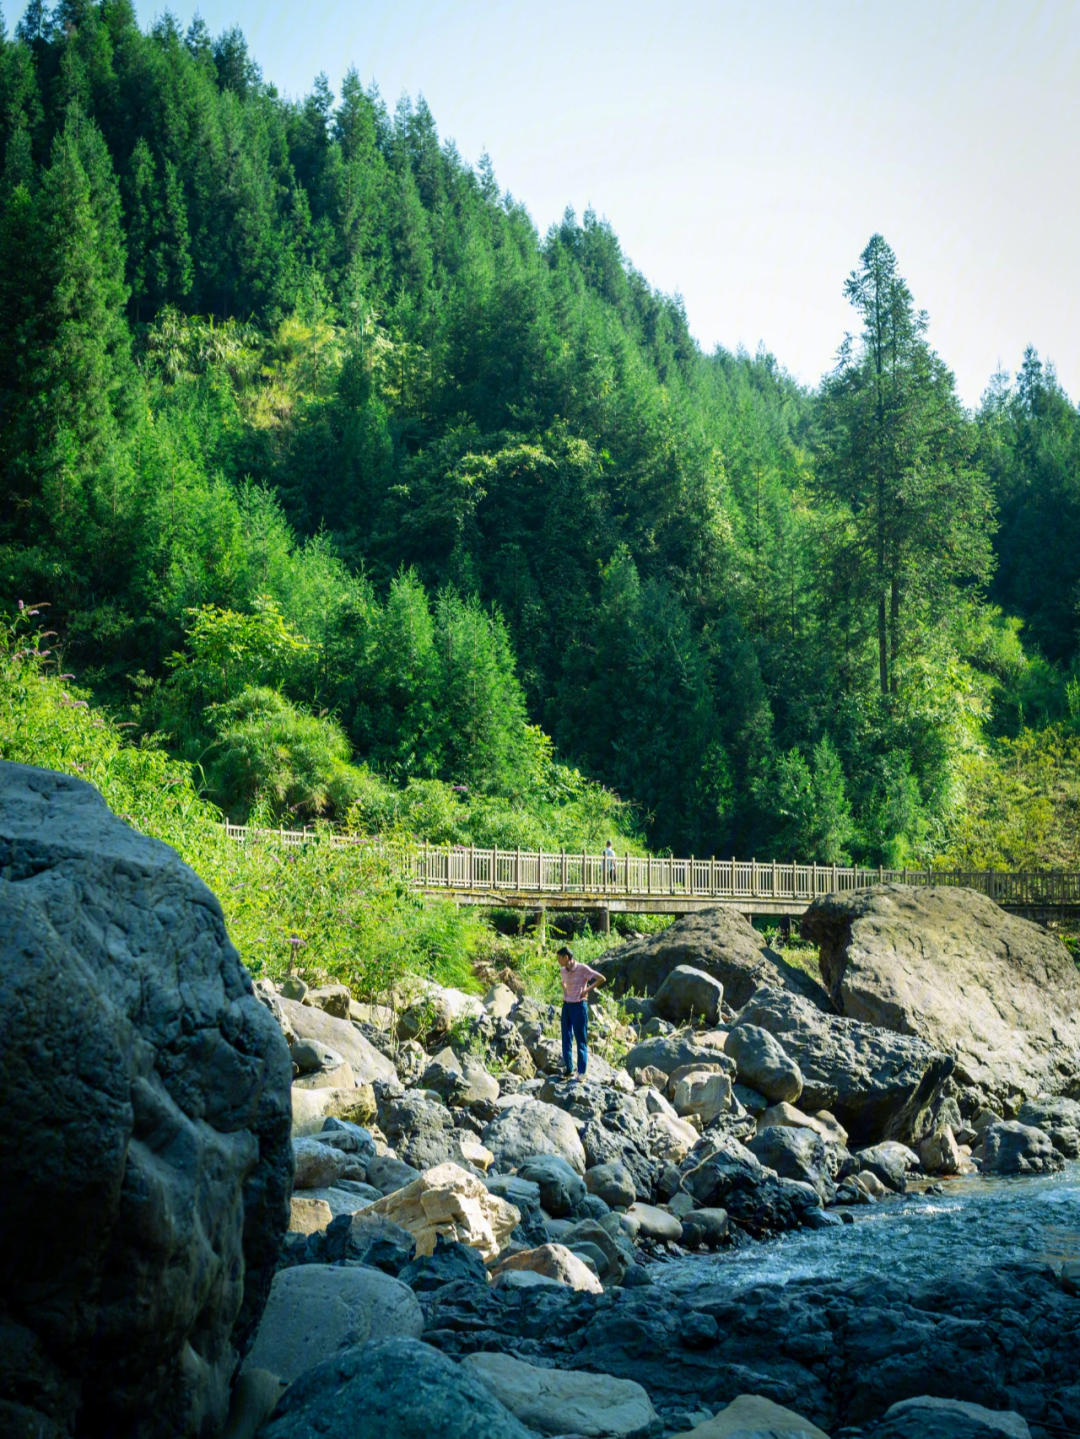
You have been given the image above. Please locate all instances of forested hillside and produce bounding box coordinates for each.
[3,1,1080,867]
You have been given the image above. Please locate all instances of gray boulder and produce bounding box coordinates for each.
[856,1141,919,1192]
[594,906,833,1010]
[483,1100,587,1175]
[1017,1097,1080,1158]
[981,1120,1065,1175]
[748,1125,836,1203]
[803,883,1080,1105]
[259,1337,534,1439]
[652,965,725,1026]
[422,1049,501,1108]
[517,1155,586,1216]
[725,1024,803,1104]
[0,763,292,1439]
[680,1136,820,1236]
[366,1154,423,1196]
[623,1033,735,1079]
[585,1160,637,1208]
[278,996,397,1085]
[735,987,953,1145]
[378,1092,458,1170]
[243,1265,422,1382]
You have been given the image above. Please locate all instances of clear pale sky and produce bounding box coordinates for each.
[115,0,1080,405]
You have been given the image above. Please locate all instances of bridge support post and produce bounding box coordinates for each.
[598,907,610,935]
[536,904,547,947]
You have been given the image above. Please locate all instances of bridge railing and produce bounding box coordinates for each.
[220,824,1080,907]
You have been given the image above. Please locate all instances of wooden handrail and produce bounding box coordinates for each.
[218,824,1080,907]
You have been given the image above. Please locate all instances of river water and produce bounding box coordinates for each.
[657,1162,1080,1293]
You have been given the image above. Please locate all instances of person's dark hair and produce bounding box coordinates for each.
[556,945,573,960]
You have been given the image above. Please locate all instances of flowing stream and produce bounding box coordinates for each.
[656,1162,1080,1293]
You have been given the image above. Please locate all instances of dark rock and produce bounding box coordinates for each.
[748,1126,836,1203]
[483,1099,587,1174]
[318,1211,417,1274]
[735,988,953,1146]
[1017,1097,1080,1158]
[623,1033,735,1080]
[517,1155,587,1216]
[259,1336,534,1439]
[379,1092,459,1170]
[278,995,397,1084]
[803,883,1080,1105]
[680,1136,816,1236]
[366,1154,423,1195]
[0,763,292,1439]
[594,907,833,1010]
[652,965,725,1026]
[981,1120,1065,1175]
[856,1142,918,1193]
[398,1235,490,1292]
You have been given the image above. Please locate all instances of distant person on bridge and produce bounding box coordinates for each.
[556,945,606,1080]
[603,840,617,883]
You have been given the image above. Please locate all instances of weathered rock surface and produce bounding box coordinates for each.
[735,988,953,1145]
[243,1264,422,1382]
[803,884,1080,1103]
[421,1260,1080,1434]
[518,1155,587,1216]
[652,965,725,1027]
[981,1120,1065,1176]
[748,1125,837,1203]
[872,1396,1032,1438]
[368,1161,520,1259]
[490,1242,604,1293]
[260,1337,534,1439]
[595,907,833,1010]
[288,1195,333,1234]
[674,1069,732,1125]
[483,1099,588,1174]
[919,1124,961,1175]
[290,1083,376,1135]
[1017,1097,1080,1158]
[278,995,396,1084]
[624,1033,735,1080]
[461,1351,660,1437]
[725,1024,804,1105]
[379,1091,460,1170]
[0,763,292,1439]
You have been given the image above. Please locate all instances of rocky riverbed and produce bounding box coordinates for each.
[4,760,1080,1439]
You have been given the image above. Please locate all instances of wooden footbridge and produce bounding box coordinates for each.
[223,825,1080,924]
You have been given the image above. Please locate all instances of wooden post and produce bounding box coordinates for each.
[771,858,777,897]
[831,862,837,893]
[538,847,543,892]
[710,855,716,894]
[515,847,521,891]
[582,849,587,893]
[647,856,652,895]
[468,845,474,889]
[493,845,499,890]
[690,855,695,895]
[624,851,630,891]
[561,850,568,892]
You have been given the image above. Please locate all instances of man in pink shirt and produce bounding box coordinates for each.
[556,945,606,1079]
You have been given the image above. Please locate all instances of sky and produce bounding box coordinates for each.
[121,0,1079,406]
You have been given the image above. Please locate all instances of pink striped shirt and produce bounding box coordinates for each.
[559,961,602,1003]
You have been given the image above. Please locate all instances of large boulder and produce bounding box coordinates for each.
[461,1351,660,1438]
[483,1099,588,1174]
[981,1120,1065,1175]
[735,987,953,1145]
[803,883,1080,1103]
[0,763,292,1439]
[624,1033,735,1079]
[595,907,833,1010]
[367,1162,521,1260]
[747,1125,837,1203]
[489,1243,603,1293]
[243,1265,423,1382]
[724,1024,803,1104]
[378,1092,459,1170]
[259,1337,534,1439]
[652,965,725,1026]
[517,1155,587,1216]
[1017,1097,1080,1158]
[278,995,397,1085]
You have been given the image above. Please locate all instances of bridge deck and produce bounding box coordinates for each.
[222,825,1080,918]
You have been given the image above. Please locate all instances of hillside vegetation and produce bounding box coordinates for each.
[3,3,1080,875]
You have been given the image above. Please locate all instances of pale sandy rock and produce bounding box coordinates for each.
[673,1069,731,1125]
[490,1242,603,1293]
[918,1124,961,1175]
[461,1351,658,1438]
[670,1392,831,1438]
[483,983,519,1019]
[855,1169,889,1199]
[455,1134,495,1171]
[287,1196,333,1235]
[292,1059,356,1090]
[646,1111,699,1164]
[244,1265,422,1383]
[491,1270,564,1291]
[368,1161,520,1261]
[290,1084,376,1137]
[305,984,352,1019]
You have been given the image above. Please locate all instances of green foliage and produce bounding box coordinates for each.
[0,10,1076,870]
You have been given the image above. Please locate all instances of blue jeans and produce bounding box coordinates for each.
[561,1001,588,1075]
